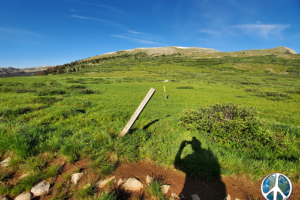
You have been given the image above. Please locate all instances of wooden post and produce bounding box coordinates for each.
[164,86,167,100]
[118,88,156,138]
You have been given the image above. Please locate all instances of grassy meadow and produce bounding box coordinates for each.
[0,50,300,199]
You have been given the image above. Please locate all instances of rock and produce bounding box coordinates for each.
[146,175,153,185]
[191,194,201,200]
[58,162,65,172]
[224,194,231,200]
[19,172,32,180]
[122,178,143,191]
[162,80,168,82]
[118,178,126,186]
[96,176,115,188]
[235,199,240,200]
[30,180,50,196]
[161,184,170,194]
[179,193,185,199]
[71,172,84,185]
[0,157,11,167]
[170,193,180,200]
[15,192,31,200]
[0,195,8,200]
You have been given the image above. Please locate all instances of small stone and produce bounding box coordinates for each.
[122,178,143,191]
[71,172,84,185]
[96,176,115,188]
[191,194,201,200]
[58,162,65,172]
[0,157,11,167]
[170,193,180,200]
[179,193,185,199]
[224,194,231,200]
[162,80,168,82]
[0,195,8,200]
[15,192,31,200]
[161,184,170,194]
[146,175,153,185]
[19,172,32,180]
[118,178,126,186]
[31,180,50,196]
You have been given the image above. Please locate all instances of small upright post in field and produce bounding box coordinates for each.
[164,86,167,100]
[118,88,156,138]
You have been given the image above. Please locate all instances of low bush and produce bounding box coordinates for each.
[37,88,66,96]
[31,97,63,105]
[68,85,86,89]
[176,86,193,89]
[32,82,46,87]
[179,103,300,160]
[0,107,32,118]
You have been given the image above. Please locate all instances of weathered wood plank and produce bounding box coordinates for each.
[118,88,156,138]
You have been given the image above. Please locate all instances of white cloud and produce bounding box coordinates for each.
[199,29,221,35]
[230,24,289,38]
[256,21,262,24]
[71,14,123,28]
[127,29,144,34]
[0,27,43,38]
[111,35,160,44]
[68,0,125,14]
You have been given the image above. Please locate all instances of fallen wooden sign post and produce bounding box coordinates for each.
[118,88,156,138]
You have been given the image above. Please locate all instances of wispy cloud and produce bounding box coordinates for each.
[0,27,43,38]
[71,14,124,28]
[111,29,162,45]
[199,29,221,35]
[256,21,262,24]
[230,24,289,38]
[111,35,160,44]
[68,0,125,14]
[127,29,144,34]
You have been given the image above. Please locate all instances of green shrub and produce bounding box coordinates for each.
[31,97,63,105]
[37,88,66,96]
[176,86,193,89]
[179,103,300,160]
[0,107,32,118]
[32,82,46,87]
[68,85,86,89]
[9,125,50,158]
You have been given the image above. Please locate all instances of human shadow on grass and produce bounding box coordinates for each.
[174,137,226,200]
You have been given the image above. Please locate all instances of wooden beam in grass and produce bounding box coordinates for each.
[118,88,156,138]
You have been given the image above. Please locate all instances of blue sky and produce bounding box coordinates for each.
[0,0,299,68]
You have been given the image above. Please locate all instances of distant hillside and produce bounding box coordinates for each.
[0,66,52,78]
[83,46,297,61]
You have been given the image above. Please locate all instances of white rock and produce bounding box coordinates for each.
[0,195,8,200]
[170,193,180,200]
[19,172,32,180]
[0,157,11,167]
[191,194,201,200]
[224,194,231,200]
[122,178,143,191]
[161,184,170,194]
[31,180,50,196]
[146,175,153,185]
[162,80,168,82]
[71,172,84,185]
[15,192,31,200]
[96,176,115,188]
[118,178,126,186]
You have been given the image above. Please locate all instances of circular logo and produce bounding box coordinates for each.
[261,173,292,200]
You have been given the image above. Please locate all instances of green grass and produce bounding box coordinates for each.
[0,54,300,198]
